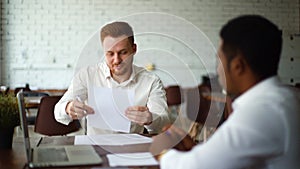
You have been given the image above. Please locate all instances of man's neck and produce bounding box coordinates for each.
[111,69,132,84]
[234,73,262,98]
[112,75,129,83]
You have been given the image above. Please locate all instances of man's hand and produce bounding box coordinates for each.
[66,99,94,119]
[169,125,196,151]
[149,125,196,160]
[125,106,152,125]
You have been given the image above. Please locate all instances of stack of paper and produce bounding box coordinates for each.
[74,134,152,145]
[107,152,158,167]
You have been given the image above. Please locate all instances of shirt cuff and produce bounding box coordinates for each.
[145,113,162,134]
[54,101,73,125]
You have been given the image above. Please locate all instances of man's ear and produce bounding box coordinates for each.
[229,55,247,76]
[132,44,137,54]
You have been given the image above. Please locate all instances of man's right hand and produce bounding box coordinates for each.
[149,125,196,160]
[66,99,94,119]
[170,125,196,151]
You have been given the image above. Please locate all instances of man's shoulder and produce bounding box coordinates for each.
[133,65,160,80]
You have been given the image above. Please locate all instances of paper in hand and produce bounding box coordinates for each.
[87,86,134,133]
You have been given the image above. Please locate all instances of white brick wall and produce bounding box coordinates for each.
[0,0,299,89]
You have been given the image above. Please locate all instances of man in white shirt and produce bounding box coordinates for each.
[54,22,171,135]
[151,15,300,169]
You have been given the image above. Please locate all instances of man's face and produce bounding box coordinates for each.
[217,40,235,95]
[103,35,136,77]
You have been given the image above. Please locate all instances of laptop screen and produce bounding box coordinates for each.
[16,91,103,168]
[17,91,32,164]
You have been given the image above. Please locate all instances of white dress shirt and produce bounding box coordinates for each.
[54,62,171,135]
[161,76,300,169]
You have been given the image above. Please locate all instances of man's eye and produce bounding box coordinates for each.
[106,52,114,57]
[120,51,127,55]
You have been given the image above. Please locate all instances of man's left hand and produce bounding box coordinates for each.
[125,106,152,125]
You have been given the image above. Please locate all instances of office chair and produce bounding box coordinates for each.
[22,91,49,125]
[165,85,182,106]
[34,95,81,136]
[23,91,49,97]
[14,83,31,96]
[165,85,185,125]
[186,81,227,142]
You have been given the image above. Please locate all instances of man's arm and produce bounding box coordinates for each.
[146,77,172,133]
[54,68,93,125]
[149,125,196,159]
[124,74,171,133]
[54,88,74,125]
[158,104,286,169]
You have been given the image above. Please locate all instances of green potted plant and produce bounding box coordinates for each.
[0,93,20,149]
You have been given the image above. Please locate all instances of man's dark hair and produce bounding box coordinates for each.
[220,15,282,80]
[100,21,134,45]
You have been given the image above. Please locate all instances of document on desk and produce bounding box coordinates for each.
[87,86,134,133]
[107,152,158,167]
[75,134,152,145]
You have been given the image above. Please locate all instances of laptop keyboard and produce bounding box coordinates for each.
[37,147,69,162]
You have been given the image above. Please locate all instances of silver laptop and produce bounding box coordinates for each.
[17,92,103,168]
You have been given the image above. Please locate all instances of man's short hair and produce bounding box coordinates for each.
[100,21,134,45]
[220,15,282,79]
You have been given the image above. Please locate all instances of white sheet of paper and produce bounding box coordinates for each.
[74,134,152,145]
[87,86,134,133]
[107,152,158,167]
[74,135,94,145]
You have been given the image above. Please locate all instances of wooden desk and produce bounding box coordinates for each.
[0,136,159,169]
[0,137,38,169]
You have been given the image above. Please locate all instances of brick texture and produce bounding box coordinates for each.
[0,0,299,89]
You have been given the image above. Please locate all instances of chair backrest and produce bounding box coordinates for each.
[186,84,226,125]
[14,83,31,96]
[165,85,182,106]
[23,91,49,97]
[196,85,212,124]
[34,96,81,136]
[21,91,50,125]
